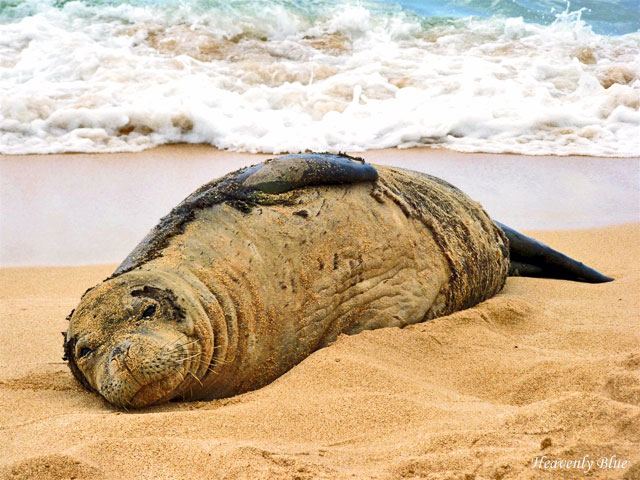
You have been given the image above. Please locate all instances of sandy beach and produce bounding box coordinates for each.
[1,147,639,479]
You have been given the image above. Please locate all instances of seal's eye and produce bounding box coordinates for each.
[78,347,93,359]
[141,304,157,318]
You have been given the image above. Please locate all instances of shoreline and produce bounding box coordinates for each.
[2,144,639,267]
[3,142,639,159]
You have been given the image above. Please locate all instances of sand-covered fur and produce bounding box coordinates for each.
[64,161,509,408]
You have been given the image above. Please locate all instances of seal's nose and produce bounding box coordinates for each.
[109,340,133,363]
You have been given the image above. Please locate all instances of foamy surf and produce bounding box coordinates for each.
[0,0,638,156]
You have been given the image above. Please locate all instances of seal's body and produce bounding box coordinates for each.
[64,154,610,408]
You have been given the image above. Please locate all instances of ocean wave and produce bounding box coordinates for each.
[0,0,639,155]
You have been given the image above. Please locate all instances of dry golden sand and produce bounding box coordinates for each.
[0,224,638,479]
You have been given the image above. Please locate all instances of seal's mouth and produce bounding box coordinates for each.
[101,335,204,409]
[127,372,187,408]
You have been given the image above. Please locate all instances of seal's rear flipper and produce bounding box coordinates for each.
[495,221,614,283]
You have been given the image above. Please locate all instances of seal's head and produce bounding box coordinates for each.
[64,269,213,408]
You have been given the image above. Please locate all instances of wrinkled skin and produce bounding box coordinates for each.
[64,164,509,408]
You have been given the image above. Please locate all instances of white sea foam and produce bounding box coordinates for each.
[0,1,639,155]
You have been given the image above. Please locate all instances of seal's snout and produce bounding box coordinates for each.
[107,340,141,387]
[109,340,132,363]
[97,332,197,408]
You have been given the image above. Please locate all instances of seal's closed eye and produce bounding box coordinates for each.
[78,346,93,359]
[141,304,157,318]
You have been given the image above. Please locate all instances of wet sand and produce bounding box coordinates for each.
[1,145,638,265]
[0,147,639,479]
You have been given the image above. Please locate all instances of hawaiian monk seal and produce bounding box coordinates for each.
[63,153,612,408]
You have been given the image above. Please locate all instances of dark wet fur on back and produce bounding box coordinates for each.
[113,153,375,277]
[112,166,269,277]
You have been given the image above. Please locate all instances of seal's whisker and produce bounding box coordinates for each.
[179,340,200,350]
[188,371,203,387]
[178,352,201,363]
[212,357,231,367]
[178,349,200,359]
[205,357,231,374]
[166,339,199,354]
[158,336,184,351]
[163,337,182,347]
[170,366,186,382]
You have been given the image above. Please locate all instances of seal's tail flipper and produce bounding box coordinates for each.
[494,221,614,283]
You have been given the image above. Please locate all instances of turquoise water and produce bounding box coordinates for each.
[396,0,639,35]
[2,0,638,34]
[1,0,638,155]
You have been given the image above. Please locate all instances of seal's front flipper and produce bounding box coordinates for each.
[495,221,614,283]
[241,153,378,194]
